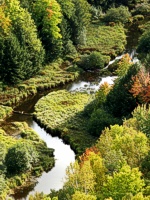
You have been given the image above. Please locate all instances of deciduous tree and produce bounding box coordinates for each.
[31,0,62,62]
[101,165,145,200]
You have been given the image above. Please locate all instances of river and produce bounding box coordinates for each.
[8,71,117,200]
[8,46,139,199]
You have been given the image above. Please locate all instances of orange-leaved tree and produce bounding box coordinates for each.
[129,68,150,104]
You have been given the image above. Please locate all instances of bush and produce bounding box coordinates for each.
[79,51,107,70]
[103,6,131,24]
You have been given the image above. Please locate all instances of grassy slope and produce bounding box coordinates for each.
[78,24,126,57]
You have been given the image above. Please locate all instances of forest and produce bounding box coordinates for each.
[0,0,150,199]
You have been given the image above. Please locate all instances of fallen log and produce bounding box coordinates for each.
[13,110,33,116]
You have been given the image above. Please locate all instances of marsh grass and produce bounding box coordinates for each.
[34,90,97,156]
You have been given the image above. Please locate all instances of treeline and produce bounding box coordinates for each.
[0,0,91,84]
[1,0,150,85]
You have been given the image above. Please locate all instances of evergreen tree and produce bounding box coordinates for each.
[0,0,45,84]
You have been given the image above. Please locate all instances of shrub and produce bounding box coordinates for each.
[79,52,107,70]
[5,142,39,174]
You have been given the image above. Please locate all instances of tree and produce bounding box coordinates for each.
[88,108,119,136]
[29,192,57,200]
[79,52,107,70]
[87,152,106,192]
[137,28,150,55]
[141,151,150,178]
[0,142,6,165]
[72,191,97,200]
[0,0,45,84]
[5,142,38,174]
[79,160,96,194]
[101,165,145,200]
[129,69,150,104]
[96,124,149,169]
[105,63,140,118]
[31,0,62,62]
[95,82,112,107]
[0,175,6,197]
[116,54,132,78]
[103,6,131,24]
[132,105,150,137]
[65,160,96,195]
[0,5,11,37]
[69,0,91,45]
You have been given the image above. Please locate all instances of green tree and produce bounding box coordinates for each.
[105,63,140,118]
[0,142,6,165]
[0,0,45,84]
[141,151,150,178]
[103,6,131,24]
[65,160,96,195]
[137,28,150,58]
[29,192,57,200]
[96,124,149,169]
[132,105,150,137]
[56,0,75,56]
[70,0,91,45]
[79,52,107,70]
[31,0,62,62]
[88,152,106,192]
[116,54,132,78]
[88,108,119,136]
[95,82,112,108]
[0,5,11,36]
[72,191,97,200]
[0,175,6,197]
[5,142,38,174]
[101,165,145,200]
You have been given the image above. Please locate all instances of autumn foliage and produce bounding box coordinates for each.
[79,146,100,165]
[129,69,150,103]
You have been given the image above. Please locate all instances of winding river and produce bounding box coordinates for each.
[8,46,139,199]
[8,72,116,199]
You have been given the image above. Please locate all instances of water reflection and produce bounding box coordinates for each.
[67,76,117,93]
[28,122,75,194]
